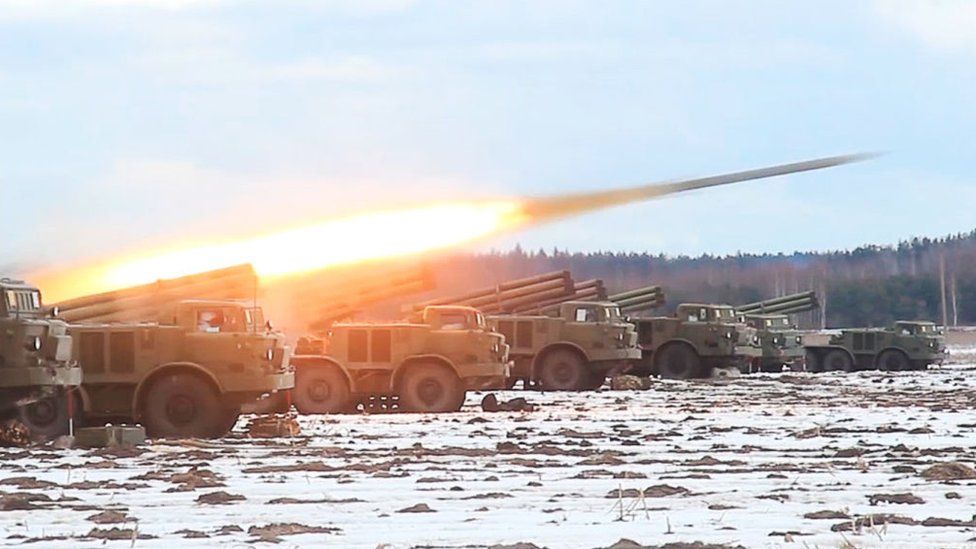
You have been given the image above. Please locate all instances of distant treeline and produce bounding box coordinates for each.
[373,229,976,329]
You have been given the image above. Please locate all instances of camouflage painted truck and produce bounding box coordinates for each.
[0,278,82,439]
[804,321,946,373]
[491,301,640,391]
[629,303,741,379]
[291,305,509,413]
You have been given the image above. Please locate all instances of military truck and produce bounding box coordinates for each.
[804,321,946,373]
[0,278,82,439]
[490,301,639,391]
[629,303,741,379]
[70,299,293,438]
[291,305,509,413]
[738,314,804,373]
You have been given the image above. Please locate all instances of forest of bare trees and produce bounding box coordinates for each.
[388,230,976,329]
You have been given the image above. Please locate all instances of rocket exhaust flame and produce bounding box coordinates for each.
[36,153,871,302]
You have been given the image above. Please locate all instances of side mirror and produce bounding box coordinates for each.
[265,320,274,331]
[49,306,60,318]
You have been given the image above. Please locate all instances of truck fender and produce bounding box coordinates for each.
[132,362,224,422]
[531,342,590,378]
[291,355,354,392]
[391,354,459,391]
[72,385,93,416]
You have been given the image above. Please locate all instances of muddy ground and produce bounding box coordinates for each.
[2,366,976,548]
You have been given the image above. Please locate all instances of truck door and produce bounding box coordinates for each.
[184,305,252,373]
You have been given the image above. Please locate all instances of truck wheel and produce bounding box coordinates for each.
[823,350,854,372]
[293,365,354,414]
[805,350,822,373]
[877,350,910,372]
[655,345,701,379]
[398,363,465,412]
[537,349,588,391]
[142,373,224,439]
[18,390,72,441]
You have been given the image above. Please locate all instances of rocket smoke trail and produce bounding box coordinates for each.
[519,153,874,222]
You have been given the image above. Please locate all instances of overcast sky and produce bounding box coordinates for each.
[3,1,975,273]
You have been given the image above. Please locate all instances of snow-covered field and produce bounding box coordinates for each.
[3,366,976,548]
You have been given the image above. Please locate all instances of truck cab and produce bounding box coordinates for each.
[0,278,82,438]
[740,313,804,372]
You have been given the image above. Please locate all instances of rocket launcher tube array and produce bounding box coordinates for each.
[54,264,258,323]
[411,271,573,311]
[607,285,666,313]
[737,291,819,315]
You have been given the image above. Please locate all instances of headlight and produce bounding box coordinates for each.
[795,335,803,344]
[616,332,625,342]
[751,335,760,345]
[265,348,275,361]
[724,331,733,340]
[25,336,41,352]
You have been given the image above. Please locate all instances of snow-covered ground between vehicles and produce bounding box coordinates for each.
[3,366,976,548]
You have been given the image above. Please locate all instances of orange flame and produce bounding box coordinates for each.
[37,201,528,302]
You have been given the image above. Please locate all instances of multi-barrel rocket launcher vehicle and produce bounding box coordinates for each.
[0,277,81,440]
[736,291,820,373]
[49,265,294,438]
[285,263,508,414]
[411,270,636,391]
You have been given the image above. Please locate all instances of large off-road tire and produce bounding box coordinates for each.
[805,350,822,373]
[18,389,73,441]
[398,362,465,413]
[293,364,354,414]
[823,349,855,373]
[655,344,702,380]
[877,349,910,372]
[142,373,225,438]
[537,349,589,391]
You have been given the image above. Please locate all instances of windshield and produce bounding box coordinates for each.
[475,312,486,329]
[244,307,265,330]
[4,289,41,314]
[439,311,475,330]
[196,306,247,333]
[900,323,936,335]
[766,318,790,328]
[605,307,621,322]
[712,308,736,321]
